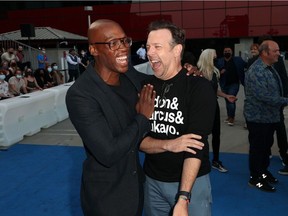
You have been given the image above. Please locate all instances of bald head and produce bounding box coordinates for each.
[88,19,123,44]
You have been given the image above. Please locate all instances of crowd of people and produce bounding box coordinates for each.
[0,45,91,100]
[65,18,288,216]
[2,17,287,216]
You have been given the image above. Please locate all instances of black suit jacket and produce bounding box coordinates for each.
[66,63,150,216]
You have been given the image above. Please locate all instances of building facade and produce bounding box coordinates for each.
[0,1,288,60]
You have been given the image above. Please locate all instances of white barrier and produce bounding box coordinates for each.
[45,83,73,122]
[0,83,72,149]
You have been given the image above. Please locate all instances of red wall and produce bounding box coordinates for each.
[1,1,288,41]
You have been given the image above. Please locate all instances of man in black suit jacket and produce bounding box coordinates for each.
[66,19,156,216]
[66,19,205,216]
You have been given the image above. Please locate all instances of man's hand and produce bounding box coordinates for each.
[185,65,202,77]
[173,199,189,216]
[164,134,203,154]
[226,95,237,103]
[136,84,156,119]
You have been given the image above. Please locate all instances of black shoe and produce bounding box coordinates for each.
[278,166,288,175]
[262,172,278,184]
[212,160,228,173]
[248,176,276,192]
[280,154,288,166]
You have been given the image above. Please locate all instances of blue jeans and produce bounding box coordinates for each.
[221,83,240,118]
[144,174,212,216]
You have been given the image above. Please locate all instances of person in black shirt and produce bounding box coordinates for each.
[197,49,237,173]
[216,45,246,126]
[79,50,89,74]
[140,20,216,216]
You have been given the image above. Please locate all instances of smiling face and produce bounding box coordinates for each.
[146,29,182,80]
[250,45,259,57]
[266,41,280,65]
[88,20,130,75]
[259,40,280,66]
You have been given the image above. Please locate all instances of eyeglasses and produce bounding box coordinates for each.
[91,37,132,51]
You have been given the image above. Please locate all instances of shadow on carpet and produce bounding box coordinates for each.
[0,144,287,216]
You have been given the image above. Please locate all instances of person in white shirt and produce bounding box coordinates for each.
[0,70,13,100]
[66,48,81,82]
[136,44,147,63]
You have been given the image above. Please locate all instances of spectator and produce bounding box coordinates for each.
[1,47,17,63]
[0,70,13,99]
[8,59,18,75]
[197,48,237,173]
[24,68,42,92]
[0,61,10,81]
[37,48,48,69]
[34,68,52,89]
[16,46,31,70]
[136,44,147,64]
[247,43,260,69]
[181,51,197,72]
[66,48,81,82]
[8,68,27,96]
[0,60,9,71]
[51,62,64,85]
[244,40,288,192]
[79,50,89,74]
[140,20,216,216]
[216,45,246,126]
[45,64,56,87]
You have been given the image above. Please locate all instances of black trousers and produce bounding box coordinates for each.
[211,101,221,161]
[275,108,288,164]
[68,69,79,82]
[247,121,277,178]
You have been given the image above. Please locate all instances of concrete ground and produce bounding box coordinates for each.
[19,85,285,156]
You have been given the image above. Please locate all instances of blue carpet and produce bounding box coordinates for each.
[0,144,287,216]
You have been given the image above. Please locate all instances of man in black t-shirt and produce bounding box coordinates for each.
[140,20,216,216]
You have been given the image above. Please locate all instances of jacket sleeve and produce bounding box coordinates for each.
[66,85,151,168]
[246,67,288,107]
[235,57,247,86]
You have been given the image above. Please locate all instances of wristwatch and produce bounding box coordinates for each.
[177,191,191,202]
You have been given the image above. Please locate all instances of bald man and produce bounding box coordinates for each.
[66,19,155,216]
[244,40,288,192]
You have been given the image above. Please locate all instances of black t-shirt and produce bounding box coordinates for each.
[143,69,216,182]
[224,59,239,85]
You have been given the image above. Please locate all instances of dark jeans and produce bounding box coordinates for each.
[211,101,220,161]
[68,69,79,82]
[247,121,277,178]
[276,108,288,164]
[221,83,239,118]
